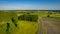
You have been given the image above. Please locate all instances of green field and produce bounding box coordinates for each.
[0,11,39,34]
[0,10,60,34]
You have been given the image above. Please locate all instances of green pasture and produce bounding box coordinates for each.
[0,11,39,34]
[0,10,60,34]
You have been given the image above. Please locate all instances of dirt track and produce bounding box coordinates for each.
[38,17,43,34]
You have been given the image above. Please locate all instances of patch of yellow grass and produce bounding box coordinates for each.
[14,21,39,34]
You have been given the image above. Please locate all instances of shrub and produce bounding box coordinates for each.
[6,23,10,31]
[47,15,50,17]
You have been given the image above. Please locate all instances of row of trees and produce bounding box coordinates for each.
[18,14,38,22]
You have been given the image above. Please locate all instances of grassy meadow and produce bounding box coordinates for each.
[0,11,39,34]
[0,10,60,34]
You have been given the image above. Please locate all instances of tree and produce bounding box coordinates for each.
[12,17,17,27]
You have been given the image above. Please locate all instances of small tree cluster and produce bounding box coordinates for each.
[18,14,38,22]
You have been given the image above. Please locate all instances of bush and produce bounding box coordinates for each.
[47,15,50,17]
[6,23,10,31]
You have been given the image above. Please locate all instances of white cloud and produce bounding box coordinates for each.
[0,4,60,10]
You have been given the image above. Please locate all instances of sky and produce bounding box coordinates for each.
[0,0,60,10]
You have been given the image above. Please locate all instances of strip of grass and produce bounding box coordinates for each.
[39,17,46,34]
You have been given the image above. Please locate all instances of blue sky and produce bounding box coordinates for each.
[0,0,60,10]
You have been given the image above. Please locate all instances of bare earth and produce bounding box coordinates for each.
[42,18,60,34]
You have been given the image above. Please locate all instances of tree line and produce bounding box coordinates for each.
[18,14,38,22]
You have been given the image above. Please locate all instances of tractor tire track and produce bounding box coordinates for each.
[38,17,43,34]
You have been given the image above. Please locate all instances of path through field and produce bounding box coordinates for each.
[38,17,43,34]
[38,17,60,34]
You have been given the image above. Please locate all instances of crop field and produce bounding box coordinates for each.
[0,10,60,34]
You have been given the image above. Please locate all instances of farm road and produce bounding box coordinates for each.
[38,17,43,34]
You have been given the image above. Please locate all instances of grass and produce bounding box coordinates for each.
[38,11,48,17]
[16,21,39,34]
[0,10,60,34]
[49,14,60,19]
[0,20,39,34]
[0,11,39,34]
[0,12,46,34]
